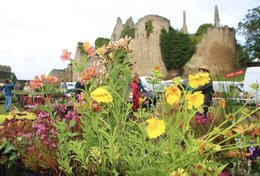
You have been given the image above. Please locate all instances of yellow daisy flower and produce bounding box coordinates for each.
[165,86,181,106]
[90,87,113,103]
[218,98,226,109]
[188,72,210,88]
[225,113,235,122]
[170,168,188,176]
[146,118,166,139]
[185,91,204,110]
[251,83,259,90]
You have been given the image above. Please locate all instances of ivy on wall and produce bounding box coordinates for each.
[145,20,153,38]
[160,27,196,70]
[193,23,213,43]
[120,25,135,39]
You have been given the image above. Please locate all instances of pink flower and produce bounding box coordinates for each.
[51,142,57,148]
[50,128,57,135]
[83,66,97,81]
[25,132,33,139]
[83,41,96,57]
[60,49,72,61]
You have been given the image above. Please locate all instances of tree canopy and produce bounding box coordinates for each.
[95,38,110,48]
[237,6,260,60]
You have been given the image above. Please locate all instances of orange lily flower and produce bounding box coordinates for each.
[60,49,72,61]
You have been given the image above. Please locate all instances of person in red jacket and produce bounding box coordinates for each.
[131,73,141,112]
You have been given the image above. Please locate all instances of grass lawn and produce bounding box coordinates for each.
[211,68,246,82]
[0,102,24,114]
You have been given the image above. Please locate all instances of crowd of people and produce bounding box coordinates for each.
[0,64,214,117]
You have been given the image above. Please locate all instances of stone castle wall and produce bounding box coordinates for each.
[183,27,236,76]
[112,15,236,78]
[0,65,11,73]
[130,15,169,76]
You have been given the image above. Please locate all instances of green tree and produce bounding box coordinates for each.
[160,27,196,70]
[235,43,250,68]
[120,25,135,39]
[237,6,260,59]
[95,37,110,48]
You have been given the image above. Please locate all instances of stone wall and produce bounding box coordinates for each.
[183,27,236,76]
[0,65,11,72]
[111,15,236,78]
[0,65,17,82]
[129,15,170,76]
[49,63,72,83]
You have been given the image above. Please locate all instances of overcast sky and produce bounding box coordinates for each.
[0,0,259,80]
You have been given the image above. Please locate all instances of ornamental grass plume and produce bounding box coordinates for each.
[90,87,113,103]
[146,117,166,139]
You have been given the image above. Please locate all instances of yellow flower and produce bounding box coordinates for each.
[172,77,181,86]
[139,96,147,104]
[90,87,113,103]
[108,53,113,59]
[198,140,206,155]
[188,72,210,88]
[170,168,188,176]
[233,124,255,135]
[225,130,233,138]
[165,86,181,106]
[195,163,204,171]
[225,113,235,121]
[185,91,204,110]
[146,118,166,139]
[226,150,239,158]
[218,98,226,108]
[153,66,160,71]
[96,46,107,55]
[251,83,259,90]
[83,41,91,51]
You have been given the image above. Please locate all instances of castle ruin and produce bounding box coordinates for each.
[111,5,236,77]
[63,5,236,81]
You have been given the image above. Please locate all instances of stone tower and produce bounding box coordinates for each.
[214,5,220,28]
[183,27,236,76]
[180,11,188,33]
[125,17,134,28]
[130,15,170,76]
[111,17,124,42]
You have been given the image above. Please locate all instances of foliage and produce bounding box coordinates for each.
[95,37,110,49]
[193,23,213,43]
[1,37,260,175]
[120,25,135,39]
[160,27,196,70]
[234,43,250,68]
[237,6,260,60]
[145,20,153,38]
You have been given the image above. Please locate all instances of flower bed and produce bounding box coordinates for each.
[0,37,259,175]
